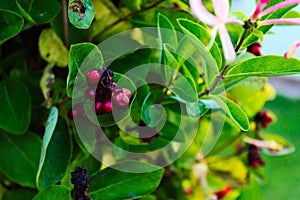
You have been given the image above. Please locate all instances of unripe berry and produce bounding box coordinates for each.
[85,88,96,100]
[102,100,113,113]
[121,88,132,98]
[113,92,129,107]
[86,69,101,87]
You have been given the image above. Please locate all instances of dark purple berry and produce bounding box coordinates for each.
[71,167,89,191]
[86,69,101,87]
[247,145,265,168]
[255,110,272,128]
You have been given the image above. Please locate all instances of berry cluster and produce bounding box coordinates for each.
[71,167,91,200]
[247,145,265,168]
[85,68,132,115]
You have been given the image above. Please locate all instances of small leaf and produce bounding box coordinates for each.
[67,43,104,98]
[33,185,71,200]
[16,0,61,24]
[211,95,249,131]
[261,133,295,156]
[226,56,300,77]
[0,79,31,134]
[186,101,209,118]
[0,131,41,188]
[68,0,95,29]
[36,107,72,190]
[39,29,69,67]
[89,161,164,200]
[0,10,24,44]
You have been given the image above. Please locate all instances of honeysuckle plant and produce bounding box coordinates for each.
[1,0,300,200]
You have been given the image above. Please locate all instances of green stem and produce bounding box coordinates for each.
[235,29,248,52]
[90,0,166,41]
[61,0,70,47]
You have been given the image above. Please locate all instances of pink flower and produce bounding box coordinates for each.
[252,0,300,26]
[189,0,243,64]
[284,41,300,59]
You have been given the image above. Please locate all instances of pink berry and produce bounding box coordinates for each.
[113,92,129,107]
[94,101,103,115]
[85,88,96,100]
[86,69,101,87]
[121,88,132,98]
[102,100,113,113]
[68,109,78,119]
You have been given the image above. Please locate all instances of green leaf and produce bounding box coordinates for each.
[177,19,220,87]
[3,188,37,200]
[158,13,178,49]
[33,185,71,200]
[89,161,164,200]
[68,0,95,29]
[38,29,68,67]
[283,10,300,18]
[261,133,295,156]
[16,0,61,24]
[36,107,72,190]
[67,43,104,98]
[142,92,166,128]
[211,95,249,131]
[0,79,31,134]
[0,131,41,188]
[0,9,24,44]
[159,121,185,142]
[177,19,222,68]
[226,56,300,77]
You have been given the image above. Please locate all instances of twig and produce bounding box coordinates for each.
[91,0,166,41]
[61,0,70,47]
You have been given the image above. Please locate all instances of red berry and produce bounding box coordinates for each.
[85,88,96,100]
[86,69,101,87]
[184,187,193,196]
[94,101,103,115]
[215,186,231,200]
[102,100,113,113]
[113,92,129,107]
[68,109,78,119]
[247,42,261,56]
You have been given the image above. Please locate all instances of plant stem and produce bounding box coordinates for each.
[61,0,70,47]
[235,29,248,52]
[91,0,166,41]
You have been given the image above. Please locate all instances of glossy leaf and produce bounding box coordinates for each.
[38,29,68,67]
[261,133,295,156]
[33,185,71,200]
[89,161,164,200]
[3,188,37,200]
[0,131,41,188]
[226,56,300,77]
[177,19,222,68]
[158,13,178,50]
[0,10,24,44]
[0,79,31,135]
[36,107,72,190]
[177,19,220,87]
[16,0,61,24]
[68,0,95,29]
[67,43,104,97]
[212,95,249,131]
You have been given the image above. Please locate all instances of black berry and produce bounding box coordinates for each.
[71,167,89,191]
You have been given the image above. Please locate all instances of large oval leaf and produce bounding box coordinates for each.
[0,131,41,188]
[0,9,24,44]
[33,185,71,200]
[3,188,37,200]
[226,56,300,77]
[67,43,104,98]
[211,95,249,131]
[16,0,61,24]
[89,161,164,200]
[68,0,95,29]
[36,107,72,190]
[0,79,31,134]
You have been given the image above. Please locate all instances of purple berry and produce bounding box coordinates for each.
[85,88,96,100]
[94,101,103,115]
[102,100,113,113]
